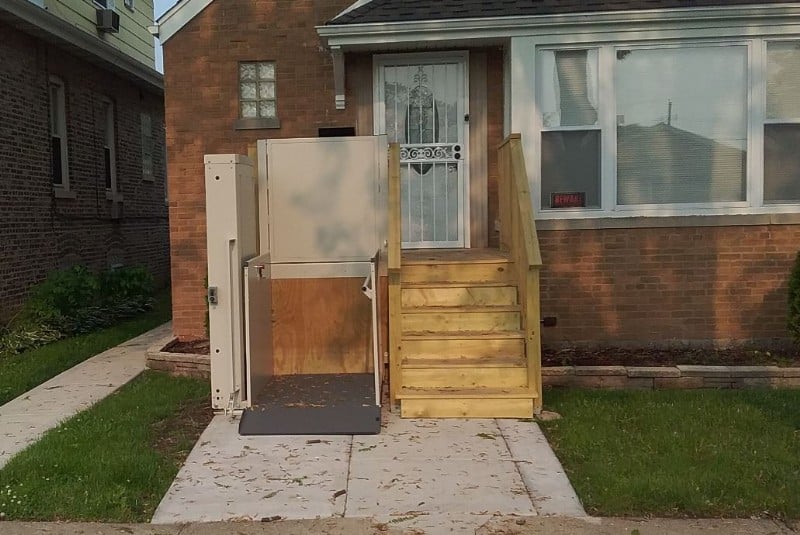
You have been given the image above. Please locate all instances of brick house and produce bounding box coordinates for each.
[0,0,168,321]
[157,0,800,350]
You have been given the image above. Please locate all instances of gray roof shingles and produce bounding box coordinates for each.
[329,0,789,25]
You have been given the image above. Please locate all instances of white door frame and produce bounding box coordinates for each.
[373,51,471,249]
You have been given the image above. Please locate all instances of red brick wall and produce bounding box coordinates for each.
[539,224,800,346]
[0,22,168,321]
[164,0,361,340]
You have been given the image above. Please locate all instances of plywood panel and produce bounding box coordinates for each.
[272,278,372,374]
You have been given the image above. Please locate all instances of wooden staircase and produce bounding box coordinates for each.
[396,249,537,418]
[386,135,543,419]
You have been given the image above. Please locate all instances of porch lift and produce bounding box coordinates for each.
[205,133,544,434]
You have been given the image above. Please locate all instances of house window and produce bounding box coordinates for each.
[141,113,154,181]
[94,0,115,8]
[49,76,69,190]
[539,49,601,209]
[536,39,800,216]
[765,41,800,203]
[239,61,276,119]
[101,98,117,193]
[123,0,134,10]
[615,45,747,205]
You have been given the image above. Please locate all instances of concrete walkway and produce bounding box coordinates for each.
[1,517,795,535]
[153,412,586,535]
[0,323,172,469]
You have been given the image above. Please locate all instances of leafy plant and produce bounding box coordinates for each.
[1,265,157,358]
[789,251,800,344]
[99,266,154,305]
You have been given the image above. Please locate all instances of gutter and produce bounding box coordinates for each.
[0,0,163,93]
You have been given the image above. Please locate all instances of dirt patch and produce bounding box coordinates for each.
[163,338,210,355]
[543,345,800,368]
[151,395,214,463]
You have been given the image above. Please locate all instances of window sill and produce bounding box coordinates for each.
[106,190,124,202]
[54,187,76,199]
[234,117,280,130]
[535,213,800,231]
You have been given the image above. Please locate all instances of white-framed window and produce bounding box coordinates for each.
[93,0,115,9]
[123,0,134,11]
[141,112,154,181]
[101,97,117,194]
[238,61,277,119]
[535,38,800,217]
[48,75,69,190]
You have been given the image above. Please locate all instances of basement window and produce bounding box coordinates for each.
[235,61,280,130]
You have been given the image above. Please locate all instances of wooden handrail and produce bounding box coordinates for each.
[498,133,543,413]
[499,134,542,269]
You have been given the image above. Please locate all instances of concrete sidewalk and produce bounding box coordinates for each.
[152,413,586,535]
[0,323,173,469]
[0,517,794,535]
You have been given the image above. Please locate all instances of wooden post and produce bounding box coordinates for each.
[387,143,402,407]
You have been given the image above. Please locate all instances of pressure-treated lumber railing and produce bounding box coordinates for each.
[498,134,544,412]
[387,143,402,406]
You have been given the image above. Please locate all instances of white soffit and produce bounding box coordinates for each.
[156,0,214,44]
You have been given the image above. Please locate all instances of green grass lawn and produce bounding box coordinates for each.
[540,389,800,519]
[0,291,171,406]
[0,371,211,522]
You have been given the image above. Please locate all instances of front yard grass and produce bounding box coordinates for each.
[0,290,171,406]
[0,370,211,522]
[540,389,800,519]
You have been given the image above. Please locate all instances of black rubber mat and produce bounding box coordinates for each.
[239,374,381,435]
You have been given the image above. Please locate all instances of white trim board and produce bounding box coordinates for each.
[155,0,214,43]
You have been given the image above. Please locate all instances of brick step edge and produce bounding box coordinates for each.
[543,365,800,389]
[146,339,210,379]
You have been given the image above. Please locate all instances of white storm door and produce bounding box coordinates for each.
[376,54,468,249]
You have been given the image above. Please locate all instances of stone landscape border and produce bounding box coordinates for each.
[146,339,800,390]
[543,365,800,389]
[146,340,210,379]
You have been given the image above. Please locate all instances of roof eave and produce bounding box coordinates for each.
[317,3,800,49]
[0,0,162,93]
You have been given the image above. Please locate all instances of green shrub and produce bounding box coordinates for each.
[790,251,800,345]
[20,266,99,324]
[99,266,154,305]
[1,265,157,358]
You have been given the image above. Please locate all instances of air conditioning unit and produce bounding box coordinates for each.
[96,9,120,33]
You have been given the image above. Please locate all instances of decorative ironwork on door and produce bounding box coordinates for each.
[381,61,465,248]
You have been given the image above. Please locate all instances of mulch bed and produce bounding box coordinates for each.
[162,338,210,355]
[543,346,800,367]
[161,336,800,368]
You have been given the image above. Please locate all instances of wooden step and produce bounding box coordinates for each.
[402,335,525,360]
[402,355,526,368]
[402,248,512,265]
[401,262,514,284]
[402,284,518,307]
[401,360,527,389]
[401,306,520,333]
[398,387,536,418]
